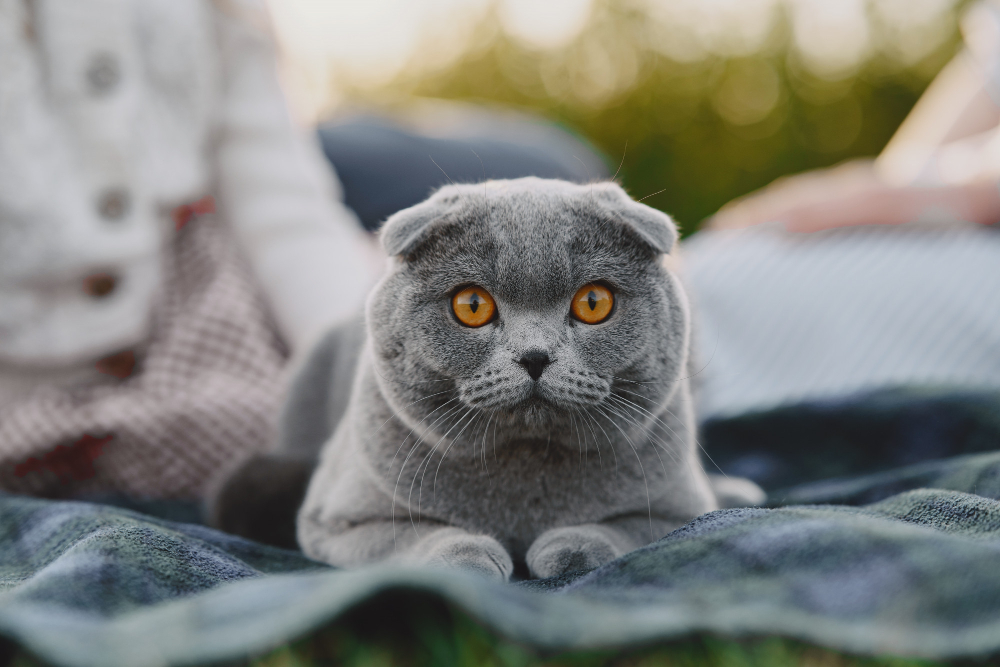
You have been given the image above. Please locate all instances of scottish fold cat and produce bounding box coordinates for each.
[291,177,758,580]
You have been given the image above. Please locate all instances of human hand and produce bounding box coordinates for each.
[708,159,884,233]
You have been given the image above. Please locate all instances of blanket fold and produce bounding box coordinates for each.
[5,387,1000,665]
[4,486,1000,665]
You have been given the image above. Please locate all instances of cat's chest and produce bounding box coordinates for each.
[377,435,655,552]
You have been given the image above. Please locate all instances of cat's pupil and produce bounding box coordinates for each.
[587,291,597,311]
[470,293,479,313]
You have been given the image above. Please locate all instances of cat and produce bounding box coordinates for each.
[290,176,760,580]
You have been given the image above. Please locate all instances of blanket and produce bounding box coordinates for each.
[4,387,1000,665]
[702,386,1000,493]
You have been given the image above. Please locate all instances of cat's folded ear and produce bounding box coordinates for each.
[380,186,465,258]
[591,182,678,255]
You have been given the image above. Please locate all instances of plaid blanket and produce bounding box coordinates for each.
[4,388,1000,665]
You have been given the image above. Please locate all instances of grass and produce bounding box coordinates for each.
[2,591,969,666]
[358,0,969,237]
[247,592,949,667]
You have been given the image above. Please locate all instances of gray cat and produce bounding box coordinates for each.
[292,177,759,580]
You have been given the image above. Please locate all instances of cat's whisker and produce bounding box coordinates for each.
[491,417,499,465]
[607,393,684,466]
[432,408,484,498]
[419,405,478,502]
[478,411,494,478]
[429,154,459,189]
[466,409,487,474]
[381,391,456,468]
[589,406,618,474]
[576,409,590,468]
[394,436,427,541]
[592,404,654,541]
[409,413,463,528]
[389,397,461,475]
[581,406,618,478]
[613,389,684,438]
[604,394,650,433]
[601,395,641,431]
[603,397,671,478]
[391,399,464,541]
[606,393,662,436]
[609,375,661,387]
[411,406,475,525]
[610,389,703,471]
[568,409,583,470]
[615,394,709,475]
[483,413,496,469]
[391,401,462,527]
[661,404,729,479]
[572,406,593,467]
[593,403,648,470]
[613,386,659,402]
[636,188,667,203]
[573,406,603,470]
[417,407,481,515]
[610,141,627,184]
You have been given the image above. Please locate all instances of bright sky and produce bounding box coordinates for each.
[265,0,961,121]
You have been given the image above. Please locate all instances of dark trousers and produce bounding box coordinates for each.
[317,114,609,232]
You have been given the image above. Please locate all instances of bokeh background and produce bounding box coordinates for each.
[266,0,970,235]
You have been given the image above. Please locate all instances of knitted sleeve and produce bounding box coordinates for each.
[210,0,382,356]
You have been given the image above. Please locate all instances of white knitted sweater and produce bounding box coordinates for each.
[0,0,377,369]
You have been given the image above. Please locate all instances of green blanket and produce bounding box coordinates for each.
[4,388,1000,665]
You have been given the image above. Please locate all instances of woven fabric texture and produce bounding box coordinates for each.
[0,214,287,499]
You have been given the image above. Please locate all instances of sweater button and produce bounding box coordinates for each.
[86,52,121,95]
[82,273,118,299]
[97,188,130,221]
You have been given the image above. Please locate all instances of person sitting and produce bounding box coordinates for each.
[0,0,608,511]
[682,0,1000,422]
[0,0,381,500]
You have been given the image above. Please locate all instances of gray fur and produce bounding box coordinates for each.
[277,316,366,461]
[297,177,722,580]
[205,318,365,549]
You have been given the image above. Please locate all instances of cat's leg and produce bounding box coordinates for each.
[407,526,514,579]
[298,515,513,581]
[526,523,639,579]
[706,473,767,508]
[207,317,366,546]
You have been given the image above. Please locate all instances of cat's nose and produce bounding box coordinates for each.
[518,351,551,381]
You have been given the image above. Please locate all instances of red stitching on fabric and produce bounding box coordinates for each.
[13,434,113,483]
[172,195,216,231]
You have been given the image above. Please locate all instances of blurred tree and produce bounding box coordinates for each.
[339,0,970,235]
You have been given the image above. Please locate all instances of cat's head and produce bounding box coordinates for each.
[368,177,688,448]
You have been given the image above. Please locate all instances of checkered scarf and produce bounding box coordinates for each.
[0,213,287,499]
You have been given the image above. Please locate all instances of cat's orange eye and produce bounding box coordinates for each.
[571,283,614,324]
[452,286,496,327]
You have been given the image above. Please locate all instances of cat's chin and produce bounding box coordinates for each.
[485,395,585,433]
[517,396,560,424]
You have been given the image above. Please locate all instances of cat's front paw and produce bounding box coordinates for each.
[418,528,513,581]
[527,525,625,579]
